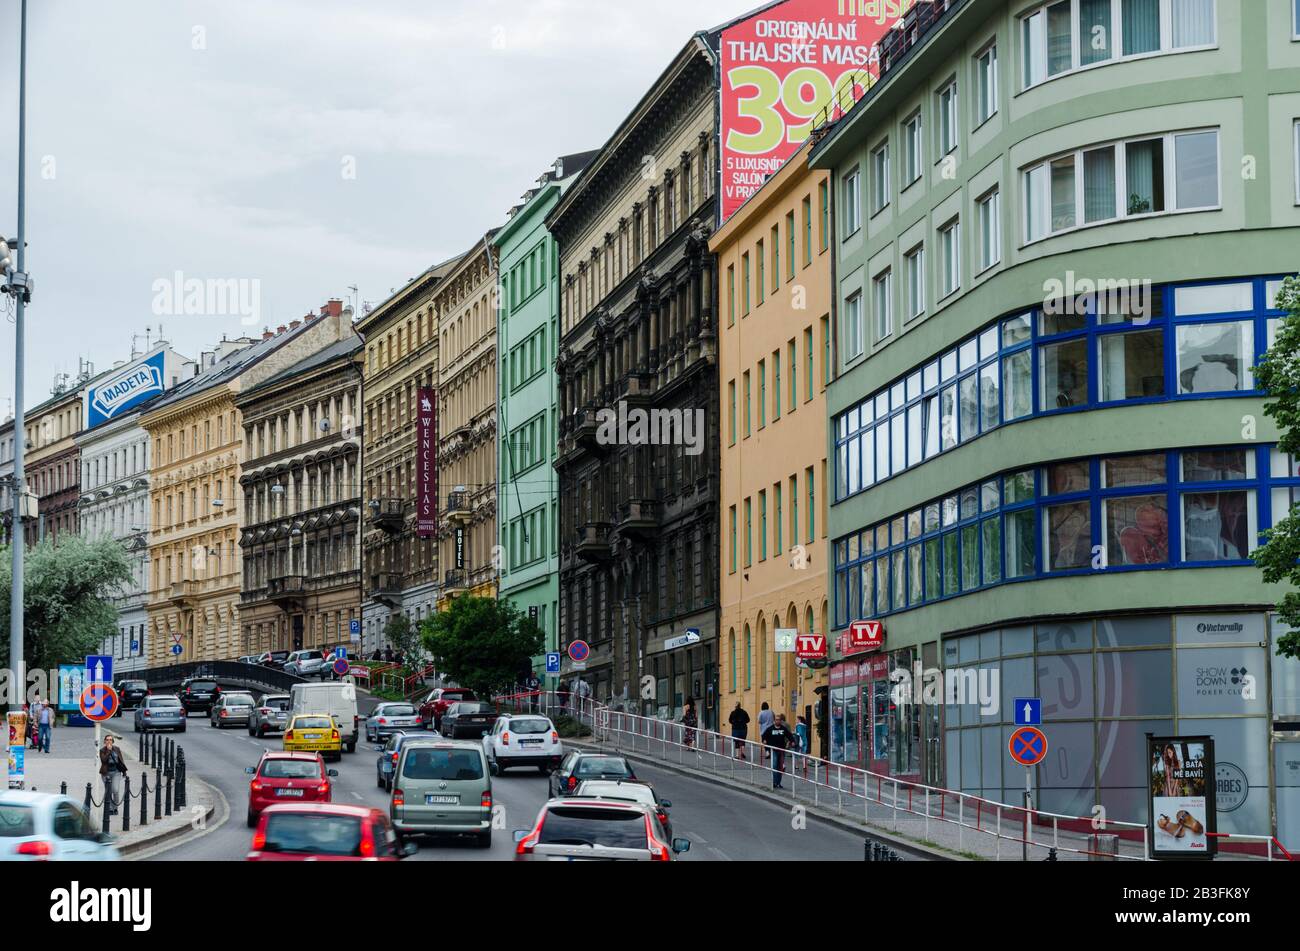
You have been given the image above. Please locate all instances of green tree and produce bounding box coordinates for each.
[1254,275,1300,658]
[383,614,421,667]
[0,535,133,673]
[419,596,542,696]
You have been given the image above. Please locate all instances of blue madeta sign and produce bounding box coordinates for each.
[87,351,166,428]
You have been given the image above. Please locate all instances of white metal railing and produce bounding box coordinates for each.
[498,691,1293,862]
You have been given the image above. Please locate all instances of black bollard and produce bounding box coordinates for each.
[122,775,131,832]
[60,781,66,795]
[165,738,173,775]
[164,772,172,817]
[1044,847,1058,861]
[139,772,148,827]
[864,837,874,861]
[101,783,111,835]
[83,782,93,818]
[139,729,144,761]
[175,749,187,809]
[154,767,162,821]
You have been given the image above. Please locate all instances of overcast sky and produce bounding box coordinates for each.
[0,0,753,412]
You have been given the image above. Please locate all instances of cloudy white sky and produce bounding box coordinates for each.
[0,0,755,410]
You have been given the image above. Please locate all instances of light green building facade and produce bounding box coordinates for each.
[495,152,597,677]
[810,0,1300,848]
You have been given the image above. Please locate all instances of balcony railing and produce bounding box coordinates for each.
[616,499,657,538]
[168,580,199,606]
[575,522,612,563]
[267,574,306,602]
[368,498,405,533]
[446,491,470,521]
[370,572,402,604]
[443,568,467,592]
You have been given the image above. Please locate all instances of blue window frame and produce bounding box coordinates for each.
[832,444,1298,628]
[833,276,1292,503]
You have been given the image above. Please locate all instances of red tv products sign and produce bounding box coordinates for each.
[795,633,827,660]
[849,620,884,652]
[416,387,437,538]
[718,0,913,222]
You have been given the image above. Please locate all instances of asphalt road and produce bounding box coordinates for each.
[135,692,866,862]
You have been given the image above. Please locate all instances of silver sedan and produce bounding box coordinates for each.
[364,702,422,742]
[248,694,291,737]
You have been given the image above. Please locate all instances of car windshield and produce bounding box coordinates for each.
[260,759,322,779]
[148,698,181,709]
[0,804,35,837]
[264,698,290,711]
[380,705,415,717]
[224,694,254,706]
[293,717,333,730]
[458,703,494,715]
[121,681,146,690]
[188,681,217,691]
[442,690,473,701]
[539,808,647,849]
[580,784,654,806]
[509,718,551,734]
[575,757,633,779]
[262,814,362,856]
[401,748,483,781]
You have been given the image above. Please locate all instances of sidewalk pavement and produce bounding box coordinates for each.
[20,722,217,857]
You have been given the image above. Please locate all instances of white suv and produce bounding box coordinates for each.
[483,714,563,775]
[283,649,327,678]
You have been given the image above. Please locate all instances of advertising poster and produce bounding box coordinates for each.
[86,350,167,428]
[7,713,27,790]
[718,0,914,222]
[416,386,437,538]
[1148,735,1218,859]
[58,664,86,712]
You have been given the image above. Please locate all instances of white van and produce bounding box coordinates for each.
[290,681,359,753]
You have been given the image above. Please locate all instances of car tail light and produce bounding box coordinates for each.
[220,709,228,718]
[647,818,671,861]
[251,830,266,850]
[317,783,330,796]
[16,840,52,858]
[359,834,375,858]
[516,816,544,856]
[258,707,270,715]
[284,730,293,740]
[501,732,509,746]
[331,729,339,740]
[480,791,492,809]
[378,717,387,725]
[566,775,577,791]
[250,781,262,793]
[657,811,668,826]
[390,752,398,765]
[393,788,404,807]
[551,731,558,743]
[143,710,151,718]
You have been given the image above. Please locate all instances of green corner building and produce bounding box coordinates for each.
[810,0,1300,850]
[495,151,597,678]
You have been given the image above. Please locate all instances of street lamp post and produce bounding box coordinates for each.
[5,0,32,714]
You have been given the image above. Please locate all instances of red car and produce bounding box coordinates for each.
[246,803,417,861]
[418,687,476,731]
[244,751,338,827]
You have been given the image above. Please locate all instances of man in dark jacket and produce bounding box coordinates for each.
[728,702,751,760]
[762,714,795,789]
[98,735,127,816]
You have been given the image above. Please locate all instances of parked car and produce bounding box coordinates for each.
[364,702,421,743]
[0,792,120,861]
[258,650,291,670]
[483,714,563,774]
[244,751,338,827]
[237,655,260,665]
[178,678,220,715]
[134,695,186,733]
[417,687,476,731]
[283,714,342,760]
[512,798,689,861]
[246,803,416,861]
[439,701,499,739]
[574,780,673,840]
[113,679,149,712]
[248,694,291,737]
[209,691,256,729]
[284,649,328,679]
[390,739,492,847]
[290,682,359,753]
[373,731,429,792]
[548,752,637,798]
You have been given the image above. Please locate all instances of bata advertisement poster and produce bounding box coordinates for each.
[1148,735,1218,859]
[718,0,913,222]
[416,387,437,538]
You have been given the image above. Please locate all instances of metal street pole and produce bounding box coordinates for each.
[8,0,30,714]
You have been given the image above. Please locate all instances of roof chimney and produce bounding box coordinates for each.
[262,328,274,341]
[276,325,287,335]
[289,320,302,330]
[321,299,343,319]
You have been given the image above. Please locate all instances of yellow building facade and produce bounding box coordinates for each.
[711,141,832,751]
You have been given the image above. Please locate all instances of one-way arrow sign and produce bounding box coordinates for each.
[1014,697,1041,726]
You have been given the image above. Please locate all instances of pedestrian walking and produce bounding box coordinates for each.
[36,697,52,753]
[25,701,39,750]
[681,699,698,749]
[757,702,774,763]
[762,714,795,790]
[728,702,750,760]
[795,715,810,756]
[98,735,127,816]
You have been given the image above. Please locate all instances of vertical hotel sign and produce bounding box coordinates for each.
[416,387,437,538]
[718,0,913,223]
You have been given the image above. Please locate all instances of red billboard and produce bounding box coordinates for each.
[416,387,437,538]
[718,0,913,222]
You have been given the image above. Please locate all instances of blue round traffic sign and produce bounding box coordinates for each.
[79,683,119,722]
[170,644,183,656]
[567,640,590,663]
[1008,726,1048,766]
[333,658,350,676]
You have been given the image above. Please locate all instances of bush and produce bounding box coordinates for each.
[552,715,591,739]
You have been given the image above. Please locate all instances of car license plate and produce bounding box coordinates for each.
[425,794,458,805]
[304,733,321,739]
[521,739,543,746]
[276,788,304,797]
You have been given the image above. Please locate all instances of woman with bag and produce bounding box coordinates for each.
[98,735,127,816]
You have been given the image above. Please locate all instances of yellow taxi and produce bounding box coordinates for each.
[283,714,343,760]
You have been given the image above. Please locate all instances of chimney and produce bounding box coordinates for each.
[289,320,302,330]
[321,299,343,319]
[276,324,287,335]
[262,329,274,341]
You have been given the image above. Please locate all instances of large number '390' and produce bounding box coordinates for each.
[726,66,868,155]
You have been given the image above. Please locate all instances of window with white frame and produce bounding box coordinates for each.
[938,219,960,298]
[937,81,958,157]
[976,44,998,125]
[873,269,893,340]
[871,142,890,214]
[976,189,1001,272]
[904,246,925,319]
[1023,129,1220,243]
[843,166,862,236]
[845,291,864,360]
[904,112,923,185]
[1021,0,1217,90]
